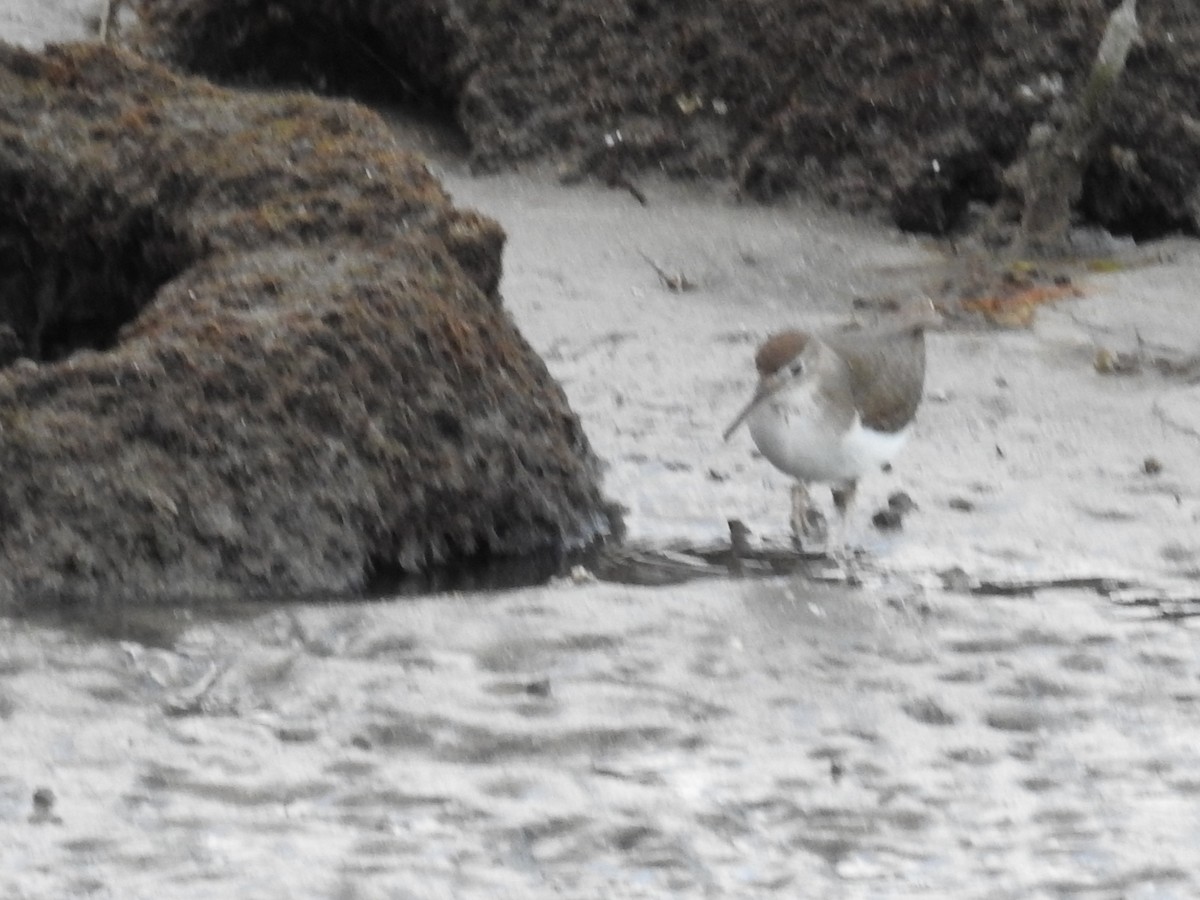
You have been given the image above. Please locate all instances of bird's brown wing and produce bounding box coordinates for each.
[824,325,926,433]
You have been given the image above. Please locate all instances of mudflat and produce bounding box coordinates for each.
[2,4,1200,897]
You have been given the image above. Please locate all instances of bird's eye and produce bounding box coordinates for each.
[789,360,804,376]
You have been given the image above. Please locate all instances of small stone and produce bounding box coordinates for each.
[31,787,54,813]
[948,496,974,511]
[939,567,974,592]
[985,707,1045,733]
[274,724,319,743]
[29,787,61,825]
[903,696,958,726]
[871,493,915,530]
[872,508,903,531]
[1143,456,1163,475]
[524,677,552,697]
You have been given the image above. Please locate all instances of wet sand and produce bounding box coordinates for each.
[439,158,1200,595]
[4,578,1200,897]
[3,8,1200,897]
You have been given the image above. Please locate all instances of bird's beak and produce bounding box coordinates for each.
[722,378,775,442]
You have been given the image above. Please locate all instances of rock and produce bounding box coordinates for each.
[0,43,608,604]
[134,0,1200,239]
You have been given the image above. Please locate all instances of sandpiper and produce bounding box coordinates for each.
[723,304,936,549]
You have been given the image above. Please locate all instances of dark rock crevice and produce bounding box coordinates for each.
[0,171,198,363]
[136,0,465,110]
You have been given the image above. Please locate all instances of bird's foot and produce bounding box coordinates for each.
[790,507,829,551]
[789,483,829,550]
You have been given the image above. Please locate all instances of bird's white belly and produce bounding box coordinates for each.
[746,394,910,483]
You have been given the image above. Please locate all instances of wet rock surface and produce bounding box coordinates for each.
[0,42,607,603]
[135,0,1200,237]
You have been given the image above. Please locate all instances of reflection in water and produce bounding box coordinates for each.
[364,546,574,598]
[3,534,848,648]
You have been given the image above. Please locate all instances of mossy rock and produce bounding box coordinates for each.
[137,0,1200,238]
[0,42,607,604]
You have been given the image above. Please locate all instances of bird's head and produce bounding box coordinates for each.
[723,330,827,440]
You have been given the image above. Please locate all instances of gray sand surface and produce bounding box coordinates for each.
[438,161,1200,594]
[3,7,1200,897]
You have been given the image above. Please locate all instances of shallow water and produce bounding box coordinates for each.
[4,575,1200,898]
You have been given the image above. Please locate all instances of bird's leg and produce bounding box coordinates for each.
[831,479,857,525]
[790,481,828,549]
[829,479,859,575]
[789,482,806,543]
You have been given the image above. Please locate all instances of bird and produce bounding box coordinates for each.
[723,303,936,551]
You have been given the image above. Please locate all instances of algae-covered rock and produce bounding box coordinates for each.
[0,42,607,603]
[137,0,1200,238]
